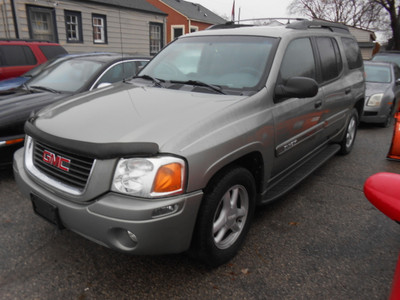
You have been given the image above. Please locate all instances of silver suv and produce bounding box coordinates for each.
[14,20,365,267]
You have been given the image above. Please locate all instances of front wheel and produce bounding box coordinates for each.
[339,108,358,155]
[190,167,256,267]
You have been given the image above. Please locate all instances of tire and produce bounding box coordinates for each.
[339,108,358,155]
[190,167,256,267]
[380,103,395,128]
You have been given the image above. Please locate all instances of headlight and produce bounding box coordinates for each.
[112,156,186,198]
[367,94,384,107]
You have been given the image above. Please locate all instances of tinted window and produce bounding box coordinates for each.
[280,38,316,81]
[39,45,68,59]
[341,37,363,69]
[316,37,342,82]
[0,45,37,66]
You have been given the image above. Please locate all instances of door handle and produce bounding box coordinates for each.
[345,88,351,95]
[314,100,322,109]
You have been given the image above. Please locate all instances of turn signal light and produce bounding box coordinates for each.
[153,163,183,193]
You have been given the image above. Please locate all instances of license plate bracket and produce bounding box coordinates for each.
[31,194,64,229]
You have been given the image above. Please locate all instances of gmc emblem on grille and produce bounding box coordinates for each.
[42,150,71,172]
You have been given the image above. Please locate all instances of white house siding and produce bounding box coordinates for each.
[1,0,166,56]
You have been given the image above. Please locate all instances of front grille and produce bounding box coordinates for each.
[33,140,94,190]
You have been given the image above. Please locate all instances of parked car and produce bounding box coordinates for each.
[13,20,365,267]
[360,61,400,127]
[0,53,149,167]
[372,51,400,67]
[0,39,67,80]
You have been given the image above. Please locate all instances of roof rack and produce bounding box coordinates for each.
[286,20,349,33]
[207,18,350,34]
[208,18,306,30]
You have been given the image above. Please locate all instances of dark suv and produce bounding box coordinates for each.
[0,39,67,80]
[14,20,365,267]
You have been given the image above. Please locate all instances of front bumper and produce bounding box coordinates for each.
[361,105,391,124]
[13,148,203,255]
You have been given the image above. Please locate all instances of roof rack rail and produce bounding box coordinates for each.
[207,18,308,30]
[286,20,349,33]
[207,18,350,34]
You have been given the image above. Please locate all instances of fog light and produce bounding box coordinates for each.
[152,204,179,218]
[127,230,138,242]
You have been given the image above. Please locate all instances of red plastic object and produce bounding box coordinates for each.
[388,113,400,161]
[364,172,400,299]
[364,172,400,221]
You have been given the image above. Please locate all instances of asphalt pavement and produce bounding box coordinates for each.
[1,123,400,299]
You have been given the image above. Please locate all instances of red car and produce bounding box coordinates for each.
[0,39,67,80]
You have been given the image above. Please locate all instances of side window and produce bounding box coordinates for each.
[341,37,363,69]
[39,45,67,59]
[96,62,140,87]
[315,37,343,82]
[280,38,316,82]
[0,45,37,66]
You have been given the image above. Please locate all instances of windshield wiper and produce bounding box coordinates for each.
[133,75,164,87]
[171,80,226,95]
[29,86,60,94]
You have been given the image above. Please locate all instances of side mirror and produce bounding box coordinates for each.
[396,78,400,86]
[275,77,319,101]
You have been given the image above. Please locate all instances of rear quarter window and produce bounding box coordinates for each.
[39,45,68,59]
[0,45,37,66]
[316,37,343,82]
[341,37,363,69]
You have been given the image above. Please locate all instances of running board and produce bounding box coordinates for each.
[260,144,341,204]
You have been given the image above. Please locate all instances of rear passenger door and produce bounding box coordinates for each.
[271,37,326,176]
[315,36,351,140]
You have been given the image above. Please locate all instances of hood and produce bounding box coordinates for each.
[365,82,391,97]
[29,84,246,157]
[0,91,69,134]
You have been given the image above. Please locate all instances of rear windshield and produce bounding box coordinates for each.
[0,45,37,66]
[372,54,400,68]
[140,35,277,94]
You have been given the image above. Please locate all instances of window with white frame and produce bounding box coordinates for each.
[172,25,184,41]
[92,14,107,44]
[65,10,82,43]
[190,26,198,33]
[150,23,163,55]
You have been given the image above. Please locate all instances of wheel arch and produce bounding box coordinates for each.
[203,151,265,197]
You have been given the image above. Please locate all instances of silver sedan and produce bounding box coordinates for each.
[361,61,400,127]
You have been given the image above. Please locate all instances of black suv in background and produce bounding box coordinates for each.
[14,20,365,267]
[0,39,67,80]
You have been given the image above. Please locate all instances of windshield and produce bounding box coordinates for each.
[140,35,277,93]
[365,64,391,83]
[27,59,104,93]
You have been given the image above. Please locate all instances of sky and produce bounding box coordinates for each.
[193,0,296,21]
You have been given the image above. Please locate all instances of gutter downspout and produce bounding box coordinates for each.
[10,0,19,38]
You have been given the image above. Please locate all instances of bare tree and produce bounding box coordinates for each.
[371,0,400,49]
[288,0,384,32]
